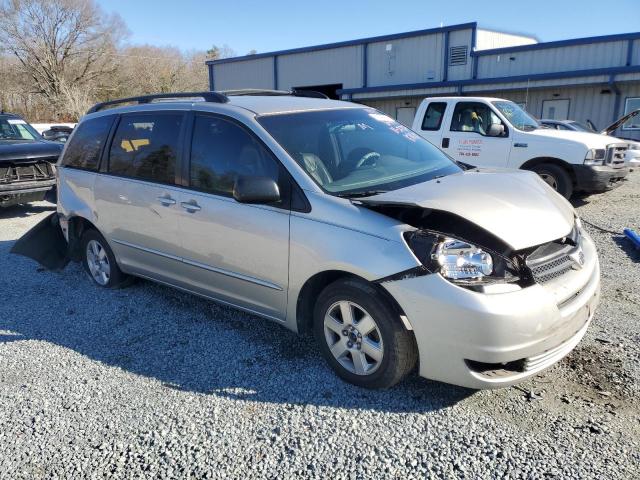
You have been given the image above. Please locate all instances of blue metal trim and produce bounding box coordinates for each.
[442,31,449,82]
[208,64,214,91]
[471,25,478,79]
[273,56,278,89]
[206,22,478,65]
[473,31,640,57]
[337,65,640,95]
[627,39,634,66]
[363,44,368,87]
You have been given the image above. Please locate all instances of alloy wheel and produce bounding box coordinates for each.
[323,300,384,375]
[86,239,111,286]
[539,173,558,190]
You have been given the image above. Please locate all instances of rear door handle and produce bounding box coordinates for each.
[442,137,450,148]
[157,195,176,206]
[180,200,201,212]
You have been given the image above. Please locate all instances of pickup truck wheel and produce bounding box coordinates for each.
[81,229,130,288]
[314,278,417,389]
[531,163,573,198]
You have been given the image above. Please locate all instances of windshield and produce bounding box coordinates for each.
[492,101,539,131]
[568,121,594,132]
[258,108,461,195]
[0,117,40,141]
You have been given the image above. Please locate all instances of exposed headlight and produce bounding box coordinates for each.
[403,231,520,287]
[584,148,606,166]
[435,238,493,280]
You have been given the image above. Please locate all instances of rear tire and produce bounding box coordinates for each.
[80,229,130,288]
[530,163,573,198]
[314,278,417,389]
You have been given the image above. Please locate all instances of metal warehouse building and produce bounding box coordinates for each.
[206,22,640,140]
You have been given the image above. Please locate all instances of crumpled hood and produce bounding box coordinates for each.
[0,140,63,163]
[359,169,575,250]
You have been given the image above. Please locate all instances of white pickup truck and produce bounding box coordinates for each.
[412,97,630,198]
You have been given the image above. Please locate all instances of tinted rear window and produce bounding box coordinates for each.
[61,116,113,170]
[108,113,183,184]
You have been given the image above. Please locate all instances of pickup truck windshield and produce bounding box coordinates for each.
[258,108,461,196]
[492,101,540,131]
[0,117,39,141]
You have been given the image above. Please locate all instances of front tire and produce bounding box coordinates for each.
[531,163,573,198]
[314,278,417,389]
[81,229,130,288]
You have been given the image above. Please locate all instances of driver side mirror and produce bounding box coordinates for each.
[233,176,281,204]
[487,123,506,137]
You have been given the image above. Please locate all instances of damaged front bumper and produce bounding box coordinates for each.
[381,231,600,389]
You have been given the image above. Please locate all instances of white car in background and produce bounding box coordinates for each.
[412,97,630,198]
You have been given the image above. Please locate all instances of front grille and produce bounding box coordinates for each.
[0,160,56,184]
[530,254,575,283]
[525,227,583,285]
[606,144,628,168]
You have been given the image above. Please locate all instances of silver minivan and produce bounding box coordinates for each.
[52,91,600,389]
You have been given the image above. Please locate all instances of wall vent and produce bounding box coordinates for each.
[449,46,468,66]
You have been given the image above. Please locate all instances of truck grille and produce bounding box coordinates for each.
[605,144,628,168]
[0,159,56,184]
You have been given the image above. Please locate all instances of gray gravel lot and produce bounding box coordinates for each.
[0,175,639,479]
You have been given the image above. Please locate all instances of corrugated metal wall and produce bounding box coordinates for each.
[477,41,629,78]
[632,39,640,65]
[277,46,363,89]
[446,29,474,81]
[213,57,274,90]
[366,33,445,86]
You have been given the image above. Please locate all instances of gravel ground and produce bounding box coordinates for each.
[0,175,639,479]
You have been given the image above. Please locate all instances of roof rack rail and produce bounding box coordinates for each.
[221,88,329,99]
[86,91,229,114]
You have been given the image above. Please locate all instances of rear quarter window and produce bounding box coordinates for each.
[421,102,447,131]
[61,116,114,170]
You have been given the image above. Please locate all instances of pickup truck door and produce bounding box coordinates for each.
[439,101,512,168]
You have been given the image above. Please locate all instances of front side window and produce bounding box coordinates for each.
[492,101,539,131]
[62,116,114,170]
[108,113,183,184]
[190,115,279,196]
[421,102,447,131]
[258,108,460,196]
[450,102,506,136]
[0,117,39,141]
[623,98,640,130]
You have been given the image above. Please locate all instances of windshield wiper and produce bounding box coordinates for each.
[336,190,388,199]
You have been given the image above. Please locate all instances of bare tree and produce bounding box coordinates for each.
[206,44,236,61]
[0,0,126,118]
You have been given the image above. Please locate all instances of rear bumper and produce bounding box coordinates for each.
[572,164,629,192]
[383,231,600,389]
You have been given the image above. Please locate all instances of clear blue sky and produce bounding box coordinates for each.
[97,0,640,56]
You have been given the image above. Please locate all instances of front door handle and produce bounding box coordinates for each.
[157,195,176,206]
[442,137,450,148]
[181,200,201,212]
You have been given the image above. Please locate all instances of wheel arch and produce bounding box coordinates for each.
[520,157,577,185]
[66,215,100,261]
[295,270,408,336]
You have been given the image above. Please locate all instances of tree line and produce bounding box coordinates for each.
[0,0,243,121]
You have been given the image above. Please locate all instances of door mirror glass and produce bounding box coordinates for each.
[487,123,505,137]
[233,176,280,204]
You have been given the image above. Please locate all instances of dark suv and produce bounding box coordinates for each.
[0,113,62,207]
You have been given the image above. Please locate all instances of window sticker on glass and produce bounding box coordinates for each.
[7,119,27,125]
